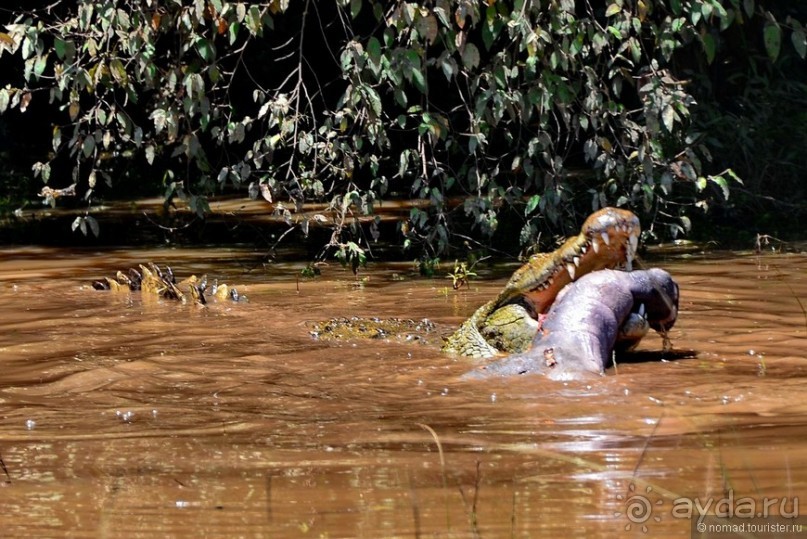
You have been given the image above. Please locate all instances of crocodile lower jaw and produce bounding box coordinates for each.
[522,224,640,312]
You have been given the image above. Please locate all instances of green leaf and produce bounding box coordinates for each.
[726,168,744,185]
[195,37,215,62]
[350,0,362,19]
[680,215,692,233]
[743,0,754,18]
[763,21,782,62]
[701,33,716,64]
[792,28,807,59]
[440,56,456,81]
[52,126,61,152]
[605,4,621,17]
[82,136,95,158]
[246,5,262,35]
[461,42,480,70]
[394,87,407,107]
[411,67,427,94]
[366,36,381,69]
[709,175,730,200]
[482,19,495,50]
[109,58,128,85]
[145,145,155,165]
[33,54,48,79]
[54,38,67,60]
[86,215,100,237]
[364,86,382,116]
[525,194,541,217]
[416,13,439,44]
[228,22,240,45]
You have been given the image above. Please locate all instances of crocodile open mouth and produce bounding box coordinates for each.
[518,207,641,315]
[442,207,645,358]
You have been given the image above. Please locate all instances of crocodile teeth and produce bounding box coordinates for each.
[591,238,600,254]
[630,234,639,254]
[626,233,637,272]
[581,245,587,254]
[601,232,611,246]
[566,263,576,280]
[638,303,646,318]
[573,256,580,267]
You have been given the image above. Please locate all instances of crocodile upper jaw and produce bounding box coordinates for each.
[519,214,640,317]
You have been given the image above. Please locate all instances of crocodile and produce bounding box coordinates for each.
[464,268,679,380]
[310,317,437,343]
[442,207,641,358]
[92,263,245,304]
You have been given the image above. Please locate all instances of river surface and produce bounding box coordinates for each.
[0,246,805,538]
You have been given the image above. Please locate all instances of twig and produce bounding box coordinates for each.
[407,469,422,539]
[286,0,311,181]
[417,423,450,531]
[457,460,482,538]
[470,460,481,538]
[0,451,11,484]
[772,266,807,333]
[417,423,445,473]
[141,211,197,233]
[631,410,664,480]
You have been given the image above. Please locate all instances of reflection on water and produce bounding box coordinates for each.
[0,246,805,537]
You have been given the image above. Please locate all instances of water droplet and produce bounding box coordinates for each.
[624,388,630,396]
[152,409,158,418]
[440,388,449,396]
[747,349,755,356]
[25,419,36,430]
[490,393,497,403]
[176,500,189,508]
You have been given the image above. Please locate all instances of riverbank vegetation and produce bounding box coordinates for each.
[0,1,805,260]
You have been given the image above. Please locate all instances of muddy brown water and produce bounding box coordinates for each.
[0,246,805,538]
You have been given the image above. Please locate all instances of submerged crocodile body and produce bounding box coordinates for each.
[464,268,679,380]
[442,207,641,358]
[92,263,245,304]
[310,317,437,343]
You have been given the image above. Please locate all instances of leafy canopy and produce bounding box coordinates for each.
[0,0,804,254]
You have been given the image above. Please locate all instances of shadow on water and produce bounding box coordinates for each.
[615,349,699,364]
[0,246,805,537]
